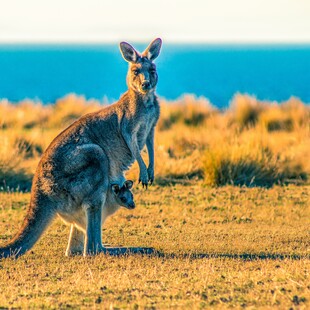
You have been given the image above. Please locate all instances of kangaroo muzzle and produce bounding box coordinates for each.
[126,202,136,210]
[141,80,151,91]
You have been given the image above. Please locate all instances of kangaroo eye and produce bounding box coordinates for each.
[150,69,156,74]
[121,197,127,203]
[133,70,139,76]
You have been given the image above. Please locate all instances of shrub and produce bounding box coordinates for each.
[281,97,310,127]
[259,107,294,132]
[0,99,51,129]
[229,94,265,129]
[158,95,215,130]
[0,142,32,191]
[47,94,100,128]
[259,97,310,132]
[15,137,43,158]
[203,144,282,187]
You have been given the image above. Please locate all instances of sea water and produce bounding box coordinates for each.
[0,44,309,108]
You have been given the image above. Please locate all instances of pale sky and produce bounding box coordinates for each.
[0,0,309,43]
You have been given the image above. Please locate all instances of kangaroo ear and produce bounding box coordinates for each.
[119,42,140,63]
[142,38,162,61]
[111,184,120,194]
[124,180,133,189]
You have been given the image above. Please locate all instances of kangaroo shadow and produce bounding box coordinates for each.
[104,247,310,261]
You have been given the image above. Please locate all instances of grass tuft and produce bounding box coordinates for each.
[0,140,32,191]
[203,144,281,187]
[229,93,264,129]
[158,94,215,130]
[259,97,310,132]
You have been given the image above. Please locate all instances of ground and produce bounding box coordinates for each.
[0,183,309,308]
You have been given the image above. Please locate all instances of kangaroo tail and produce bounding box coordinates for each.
[0,194,55,259]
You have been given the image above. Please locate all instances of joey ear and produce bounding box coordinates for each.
[119,42,140,63]
[124,180,133,189]
[111,184,120,194]
[142,38,162,61]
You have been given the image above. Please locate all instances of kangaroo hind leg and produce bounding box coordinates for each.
[83,185,108,256]
[65,225,85,256]
[60,143,109,256]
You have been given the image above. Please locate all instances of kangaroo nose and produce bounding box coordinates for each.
[142,81,150,89]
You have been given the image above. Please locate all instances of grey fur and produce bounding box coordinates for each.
[0,38,162,258]
[64,181,135,256]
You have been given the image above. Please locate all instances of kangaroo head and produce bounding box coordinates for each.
[111,180,135,210]
[119,38,162,94]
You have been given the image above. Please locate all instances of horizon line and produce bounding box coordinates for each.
[0,40,310,46]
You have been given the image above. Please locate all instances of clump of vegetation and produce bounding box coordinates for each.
[229,93,265,129]
[0,94,101,130]
[228,94,310,132]
[15,137,43,158]
[47,94,100,128]
[0,139,32,191]
[0,164,31,192]
[203,144,282,187]
[0,99,52,129]
[259,97,310,132]
[158,95,215,130]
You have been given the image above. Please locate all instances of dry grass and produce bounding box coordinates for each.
[0,94,100,130]
[158,95,215,130]
[0,184,309,308]
[0,134,32,191]
[203,144,280,187]
[0,93,309,190]
[0,99,52,129]
[229,93,265,129]
[230,94,310,132]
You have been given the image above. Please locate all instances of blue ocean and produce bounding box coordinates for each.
[0,44,309,108]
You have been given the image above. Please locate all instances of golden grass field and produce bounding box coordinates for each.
[0,94,309,308]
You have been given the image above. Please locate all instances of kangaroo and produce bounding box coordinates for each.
[64,180,135,256]
[0,38,162,258]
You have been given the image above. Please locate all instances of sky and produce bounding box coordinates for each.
[0,0,309,43]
